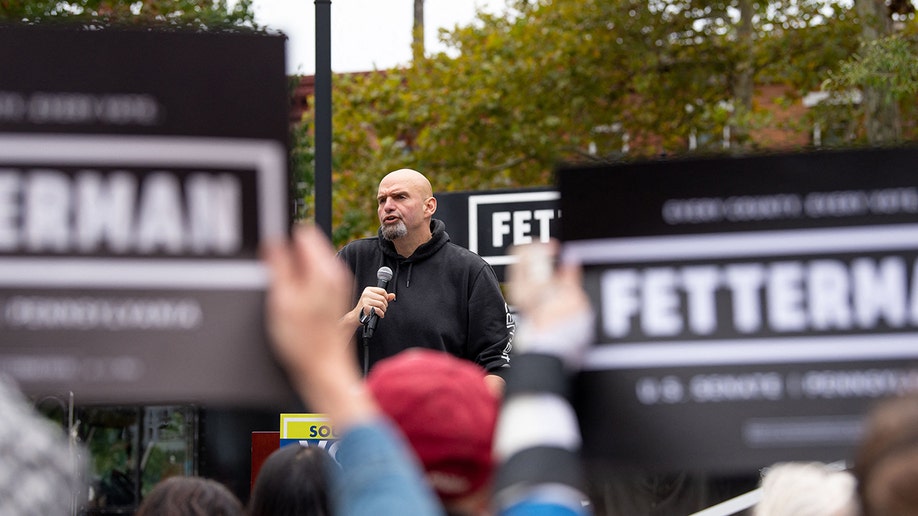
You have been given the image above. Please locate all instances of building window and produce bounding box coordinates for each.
[590,123,629,159]
[37,401,198,514]
[803,90,862,147]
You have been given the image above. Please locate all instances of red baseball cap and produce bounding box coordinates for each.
[366,348,499,501]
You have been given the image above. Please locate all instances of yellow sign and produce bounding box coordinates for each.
[280,413,338,440]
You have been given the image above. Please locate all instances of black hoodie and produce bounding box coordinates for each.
[338,219,513,374]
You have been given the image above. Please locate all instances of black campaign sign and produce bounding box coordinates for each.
[0,27,296,407]
[436,188,560,282]
[558,147,918,473]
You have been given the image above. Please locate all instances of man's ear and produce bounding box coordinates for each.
[426,196,437,216]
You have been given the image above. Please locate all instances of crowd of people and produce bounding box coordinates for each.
[3,168,918,516]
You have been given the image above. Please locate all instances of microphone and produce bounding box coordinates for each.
[363,266,393,339]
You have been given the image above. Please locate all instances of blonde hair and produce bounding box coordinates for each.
[754,462,858,516]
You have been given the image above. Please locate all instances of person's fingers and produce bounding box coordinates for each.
[307,226,351,286]
[292,225,323,277]
[292,224,354,312]
[367,301,388,318]
[556,259,583,290]
[262,238,294,287]
[360,288,391,317]
[507,241,558,309]
[381,292,396,315]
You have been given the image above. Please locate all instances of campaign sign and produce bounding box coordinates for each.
[558,147,918,473]
[279,413,339,458]
[436,188,560,281]
[0,26,296,407]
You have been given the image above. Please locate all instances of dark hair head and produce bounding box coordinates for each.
[135,476,244,516]
[249,444,336,516]
[854,394,918,516]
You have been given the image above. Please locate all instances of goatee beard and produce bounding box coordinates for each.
[381,220,408,241]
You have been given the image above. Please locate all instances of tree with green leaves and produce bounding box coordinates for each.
[0,0,258,29]
[299,0,914,245]
[824,0,918,144]
[413,0,424,62]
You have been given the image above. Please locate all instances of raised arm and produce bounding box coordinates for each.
[263,225,444,516]
[492,241,594,516]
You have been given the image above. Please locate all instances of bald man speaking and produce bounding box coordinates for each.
[338,169,513,393]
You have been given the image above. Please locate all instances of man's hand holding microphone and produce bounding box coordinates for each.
[342,266,396,337]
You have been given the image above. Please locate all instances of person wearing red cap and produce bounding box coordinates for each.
[263,224,444,516]
[365,241,594,516]
[264,225,588,516]
[366,348,500,515]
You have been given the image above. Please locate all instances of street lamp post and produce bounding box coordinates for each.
[314,0,332,238]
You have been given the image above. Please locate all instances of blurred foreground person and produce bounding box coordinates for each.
[263,224,444,516]
[0,375,86,516]
[854,393,918,516]
[248,443,336,516]
[266,226,599,515]
[753,462,857,516]
[492,241,594,515]
[135,476,243,516]
[367,348,500,515]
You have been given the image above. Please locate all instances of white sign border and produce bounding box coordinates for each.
[565,223,918,369]
[467,190,560,266]
[0,134,286,289]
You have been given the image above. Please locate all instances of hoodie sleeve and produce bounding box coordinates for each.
[467,262,514,373]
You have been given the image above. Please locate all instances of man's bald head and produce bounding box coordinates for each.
[379,169,433,198]
[376,169,437,254]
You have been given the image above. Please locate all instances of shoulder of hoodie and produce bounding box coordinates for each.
[337,234,492,272]
[439,241,493,271]
[337,236,380,259]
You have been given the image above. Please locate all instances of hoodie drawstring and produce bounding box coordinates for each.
[380,261,413,292]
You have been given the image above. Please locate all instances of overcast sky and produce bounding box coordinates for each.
[248,0,502,75]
